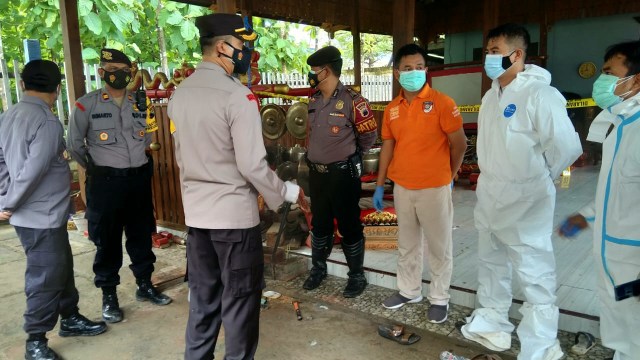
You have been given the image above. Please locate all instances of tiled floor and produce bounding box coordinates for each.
[292,166,603,336]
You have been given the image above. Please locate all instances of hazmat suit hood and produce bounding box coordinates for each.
[492,64,551,92]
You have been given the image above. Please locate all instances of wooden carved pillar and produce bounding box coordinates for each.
[392,0,415,97]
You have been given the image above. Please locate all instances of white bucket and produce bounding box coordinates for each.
[71,212,88,232]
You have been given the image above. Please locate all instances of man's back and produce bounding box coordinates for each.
[0,96,70,228]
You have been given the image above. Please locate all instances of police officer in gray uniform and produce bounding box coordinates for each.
[67,49,171,325]
[0,60,107,360]
[303,46,378,298]
[168,13,308,360]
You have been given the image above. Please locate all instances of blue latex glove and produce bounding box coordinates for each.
[559,218,582,237]
[373,186,385,211]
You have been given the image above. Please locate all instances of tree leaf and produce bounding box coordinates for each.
[84,12,102,35]
[180,21,196,41]
[166,11,183,26]
[265,53,279,69]
[82,47,100,60]
[78,0,93,16]
[276,38,286,49]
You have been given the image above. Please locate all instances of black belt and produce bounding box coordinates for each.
[307,160,350,174]
[90,163,148,177]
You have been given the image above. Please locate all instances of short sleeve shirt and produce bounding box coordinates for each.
[382,84,463,189]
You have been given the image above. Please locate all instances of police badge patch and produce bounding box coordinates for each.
[355,102,369,117]
[423,101,433,113]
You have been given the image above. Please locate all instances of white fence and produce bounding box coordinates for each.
[258,71,392,104]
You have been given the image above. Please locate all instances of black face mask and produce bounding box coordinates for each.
[221,42,252,74]
[307,68,326,88]
[501,50,516,70]
[103,69,131,90]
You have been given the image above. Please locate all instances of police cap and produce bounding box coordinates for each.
[100,48,132,67]
[195,13,257,41]
[21,59,61,93]
[307,46,342,66]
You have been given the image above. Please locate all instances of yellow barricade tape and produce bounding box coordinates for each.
[253,91,597,113]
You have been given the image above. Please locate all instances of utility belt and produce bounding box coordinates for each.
[89,161,150,177]
[307,152,362,178]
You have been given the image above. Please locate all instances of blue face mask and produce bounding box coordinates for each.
[398,70,426,92]
[484,51,515,80]
[592,74,634,109]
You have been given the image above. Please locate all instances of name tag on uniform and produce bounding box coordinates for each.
[329,112,345,117]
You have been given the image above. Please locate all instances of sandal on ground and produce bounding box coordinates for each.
[377,324,421,345]
[571,331,596,355]
[471,355,503,360]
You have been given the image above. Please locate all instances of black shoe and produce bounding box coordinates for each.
[136,280,172,305]
[343,273,367,298]
[302,271,326,290]
[25,340,60,360]
[102,293,123,323]
[59,313,107,337]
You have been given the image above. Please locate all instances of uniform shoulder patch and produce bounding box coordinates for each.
[246,93,257,102]
[352,97,377,135]
[75,101,86,112]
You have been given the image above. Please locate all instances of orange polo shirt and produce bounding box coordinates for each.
[381,84,463,189]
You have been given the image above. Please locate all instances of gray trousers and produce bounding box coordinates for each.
[185,226,264,360]
[15,226,79,334]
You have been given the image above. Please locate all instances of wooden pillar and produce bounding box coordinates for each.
[59,0,85,103]
[481,0,500,95]
[392,0,415,97]
[538,0,549,68]
[216,0,236,13]
[352,0,362,88]
[60,0,88,206]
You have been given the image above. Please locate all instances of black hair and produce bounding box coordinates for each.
[487,23,530,53]
[393,44,428,68]
[604,40,640,76]
[21,59,61,93]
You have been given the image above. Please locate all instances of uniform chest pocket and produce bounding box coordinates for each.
[92,118,116,145]
[132,117,147,141]
[327,114,350,136]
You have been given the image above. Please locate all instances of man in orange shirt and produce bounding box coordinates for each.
[374,44,467,323]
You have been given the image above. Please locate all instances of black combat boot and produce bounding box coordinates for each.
[302,234,333,290]
[59,312,107,337]
[102,287,123,323]
[136,279,172,305]
[25,334,59,360]
[342,237,367,298]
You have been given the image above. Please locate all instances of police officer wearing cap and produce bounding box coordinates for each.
[67,49,171,325]
[303,46,378,298]
[1,60,107,360]
[168,13,308,359]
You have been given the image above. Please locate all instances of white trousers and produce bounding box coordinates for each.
[394,183,453,305]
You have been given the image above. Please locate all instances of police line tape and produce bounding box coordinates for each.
[253,91,597,113]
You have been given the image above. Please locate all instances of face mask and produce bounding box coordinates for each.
[592,74,635,109]
[221,42,252,74]
[484,51,515,80]
[102,69,131,90]
[308,68,326,88]
[398,70,427,92]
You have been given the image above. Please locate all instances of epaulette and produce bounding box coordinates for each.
[345,87,362,99]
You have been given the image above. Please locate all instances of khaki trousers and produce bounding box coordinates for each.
[394,183,453,305]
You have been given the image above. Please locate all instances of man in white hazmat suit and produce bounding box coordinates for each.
[460,23,582,360]
[560,40,640,360]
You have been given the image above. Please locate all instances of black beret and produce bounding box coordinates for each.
[21,59,61,93]
[307,46,342,66]
[100,48,132,67]
[195,13,257,41]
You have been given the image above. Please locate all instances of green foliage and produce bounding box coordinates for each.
[252,17,310,74]
[335,31,393,68]
[0,2,319,75]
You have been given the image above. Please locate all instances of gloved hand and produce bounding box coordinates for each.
[373,186,384,211]
[558,214,588,238]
